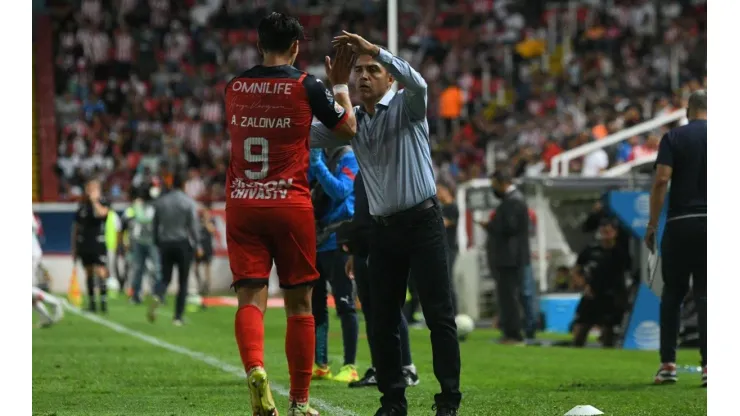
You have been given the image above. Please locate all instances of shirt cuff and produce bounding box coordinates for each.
[376,48,394,65]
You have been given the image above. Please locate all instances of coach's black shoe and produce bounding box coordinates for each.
[349,368,377,388]
[432,404,458,416]
[402,367,419,387]
[100,301,108,314]
[87,300,97,313]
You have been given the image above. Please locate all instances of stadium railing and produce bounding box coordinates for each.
[549,109,686,177]
[601,154,658,177]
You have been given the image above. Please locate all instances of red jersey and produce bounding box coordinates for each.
[224,65,348,208]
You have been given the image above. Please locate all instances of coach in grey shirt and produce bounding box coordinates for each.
[311,32,461,416]
[147,172,201,326]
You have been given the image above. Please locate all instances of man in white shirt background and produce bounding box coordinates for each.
[582,146,610,177]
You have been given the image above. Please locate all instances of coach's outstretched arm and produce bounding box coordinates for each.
[333,31,427,120]
[305,45,357,142]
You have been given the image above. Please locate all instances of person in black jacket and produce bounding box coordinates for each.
[483,168,532,344]
[338,170,419,388]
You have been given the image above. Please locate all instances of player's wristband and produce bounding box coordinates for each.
[333,84,349,95]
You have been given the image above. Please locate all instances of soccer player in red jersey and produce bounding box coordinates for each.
[224,12,356,416]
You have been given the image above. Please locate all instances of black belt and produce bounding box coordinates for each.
[372,197,436,226]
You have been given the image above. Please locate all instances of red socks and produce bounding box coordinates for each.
[286,315,315,403]
[235,306,314,403]
[235,305,265,373]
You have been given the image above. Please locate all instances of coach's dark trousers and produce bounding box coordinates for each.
[659,216,707,367]
[155,240,193,321]
[368,199,461,412]
[354,253,413,368]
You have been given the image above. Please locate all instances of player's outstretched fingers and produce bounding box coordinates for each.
[325,55,332,75]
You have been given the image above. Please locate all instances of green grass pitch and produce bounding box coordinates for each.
[32,297,706,415]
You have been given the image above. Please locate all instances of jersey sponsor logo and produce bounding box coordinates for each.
[230,116,291,129]
[230,177,295,200]
[231,80,293,95]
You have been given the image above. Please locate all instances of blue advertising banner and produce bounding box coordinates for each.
[607,190,668,350]
[607,191,651,240]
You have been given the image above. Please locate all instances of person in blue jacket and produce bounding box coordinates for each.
[308,146,361,383]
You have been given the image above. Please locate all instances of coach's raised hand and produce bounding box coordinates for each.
[325,45,355,87]
[332,31,380,57]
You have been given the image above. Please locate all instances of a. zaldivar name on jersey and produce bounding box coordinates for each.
[230,178,294,200]
[231,116,291,129]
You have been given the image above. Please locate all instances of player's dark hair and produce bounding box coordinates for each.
[257,12,305,53]
[687,90,707,116]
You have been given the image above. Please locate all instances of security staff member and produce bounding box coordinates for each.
[147,172,201,326]
[571,218,631,347]
[308,145,361,382]
[72,179,111,313]
[646,90,707,387]
[339,170,419,389]
[312,33,460,415]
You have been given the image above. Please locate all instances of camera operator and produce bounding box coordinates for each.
[571,218,631,347]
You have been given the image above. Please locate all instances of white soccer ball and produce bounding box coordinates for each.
[187,294,203,306]
[455,314,475,340]
[107,277,120,292]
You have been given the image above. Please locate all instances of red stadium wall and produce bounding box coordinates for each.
[35,15,59,201]
[33,53,40,201]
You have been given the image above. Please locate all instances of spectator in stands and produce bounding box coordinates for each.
[46,0,707,201]
[581,137,610,177]
[631,134,660,160]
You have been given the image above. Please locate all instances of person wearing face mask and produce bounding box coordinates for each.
[481,168,532,344]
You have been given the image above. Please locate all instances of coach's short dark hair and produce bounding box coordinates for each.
[491,167,513,185]
[173,171,188,190]
[257,12,305,53]
[688,90,707,114]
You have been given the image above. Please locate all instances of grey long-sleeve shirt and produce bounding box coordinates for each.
[153,189,200,247]
[310,48,436,217]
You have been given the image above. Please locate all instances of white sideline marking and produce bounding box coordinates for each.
[64,303,357,416]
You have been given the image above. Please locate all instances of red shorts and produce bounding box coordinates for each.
[226,205,318,289]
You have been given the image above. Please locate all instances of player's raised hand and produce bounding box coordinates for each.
[332,31,380,57]
[325,45,354,86]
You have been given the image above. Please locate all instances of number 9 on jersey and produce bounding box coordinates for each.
[244,137,269,180]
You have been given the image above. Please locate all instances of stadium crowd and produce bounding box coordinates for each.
[49,0,706,201]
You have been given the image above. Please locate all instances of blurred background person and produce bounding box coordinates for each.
[148,172,202,326]
[194,200,216,302]
[72,179,111,313]
[121,182,161,304]
[479,168,531,344]
[571,218,631,348]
